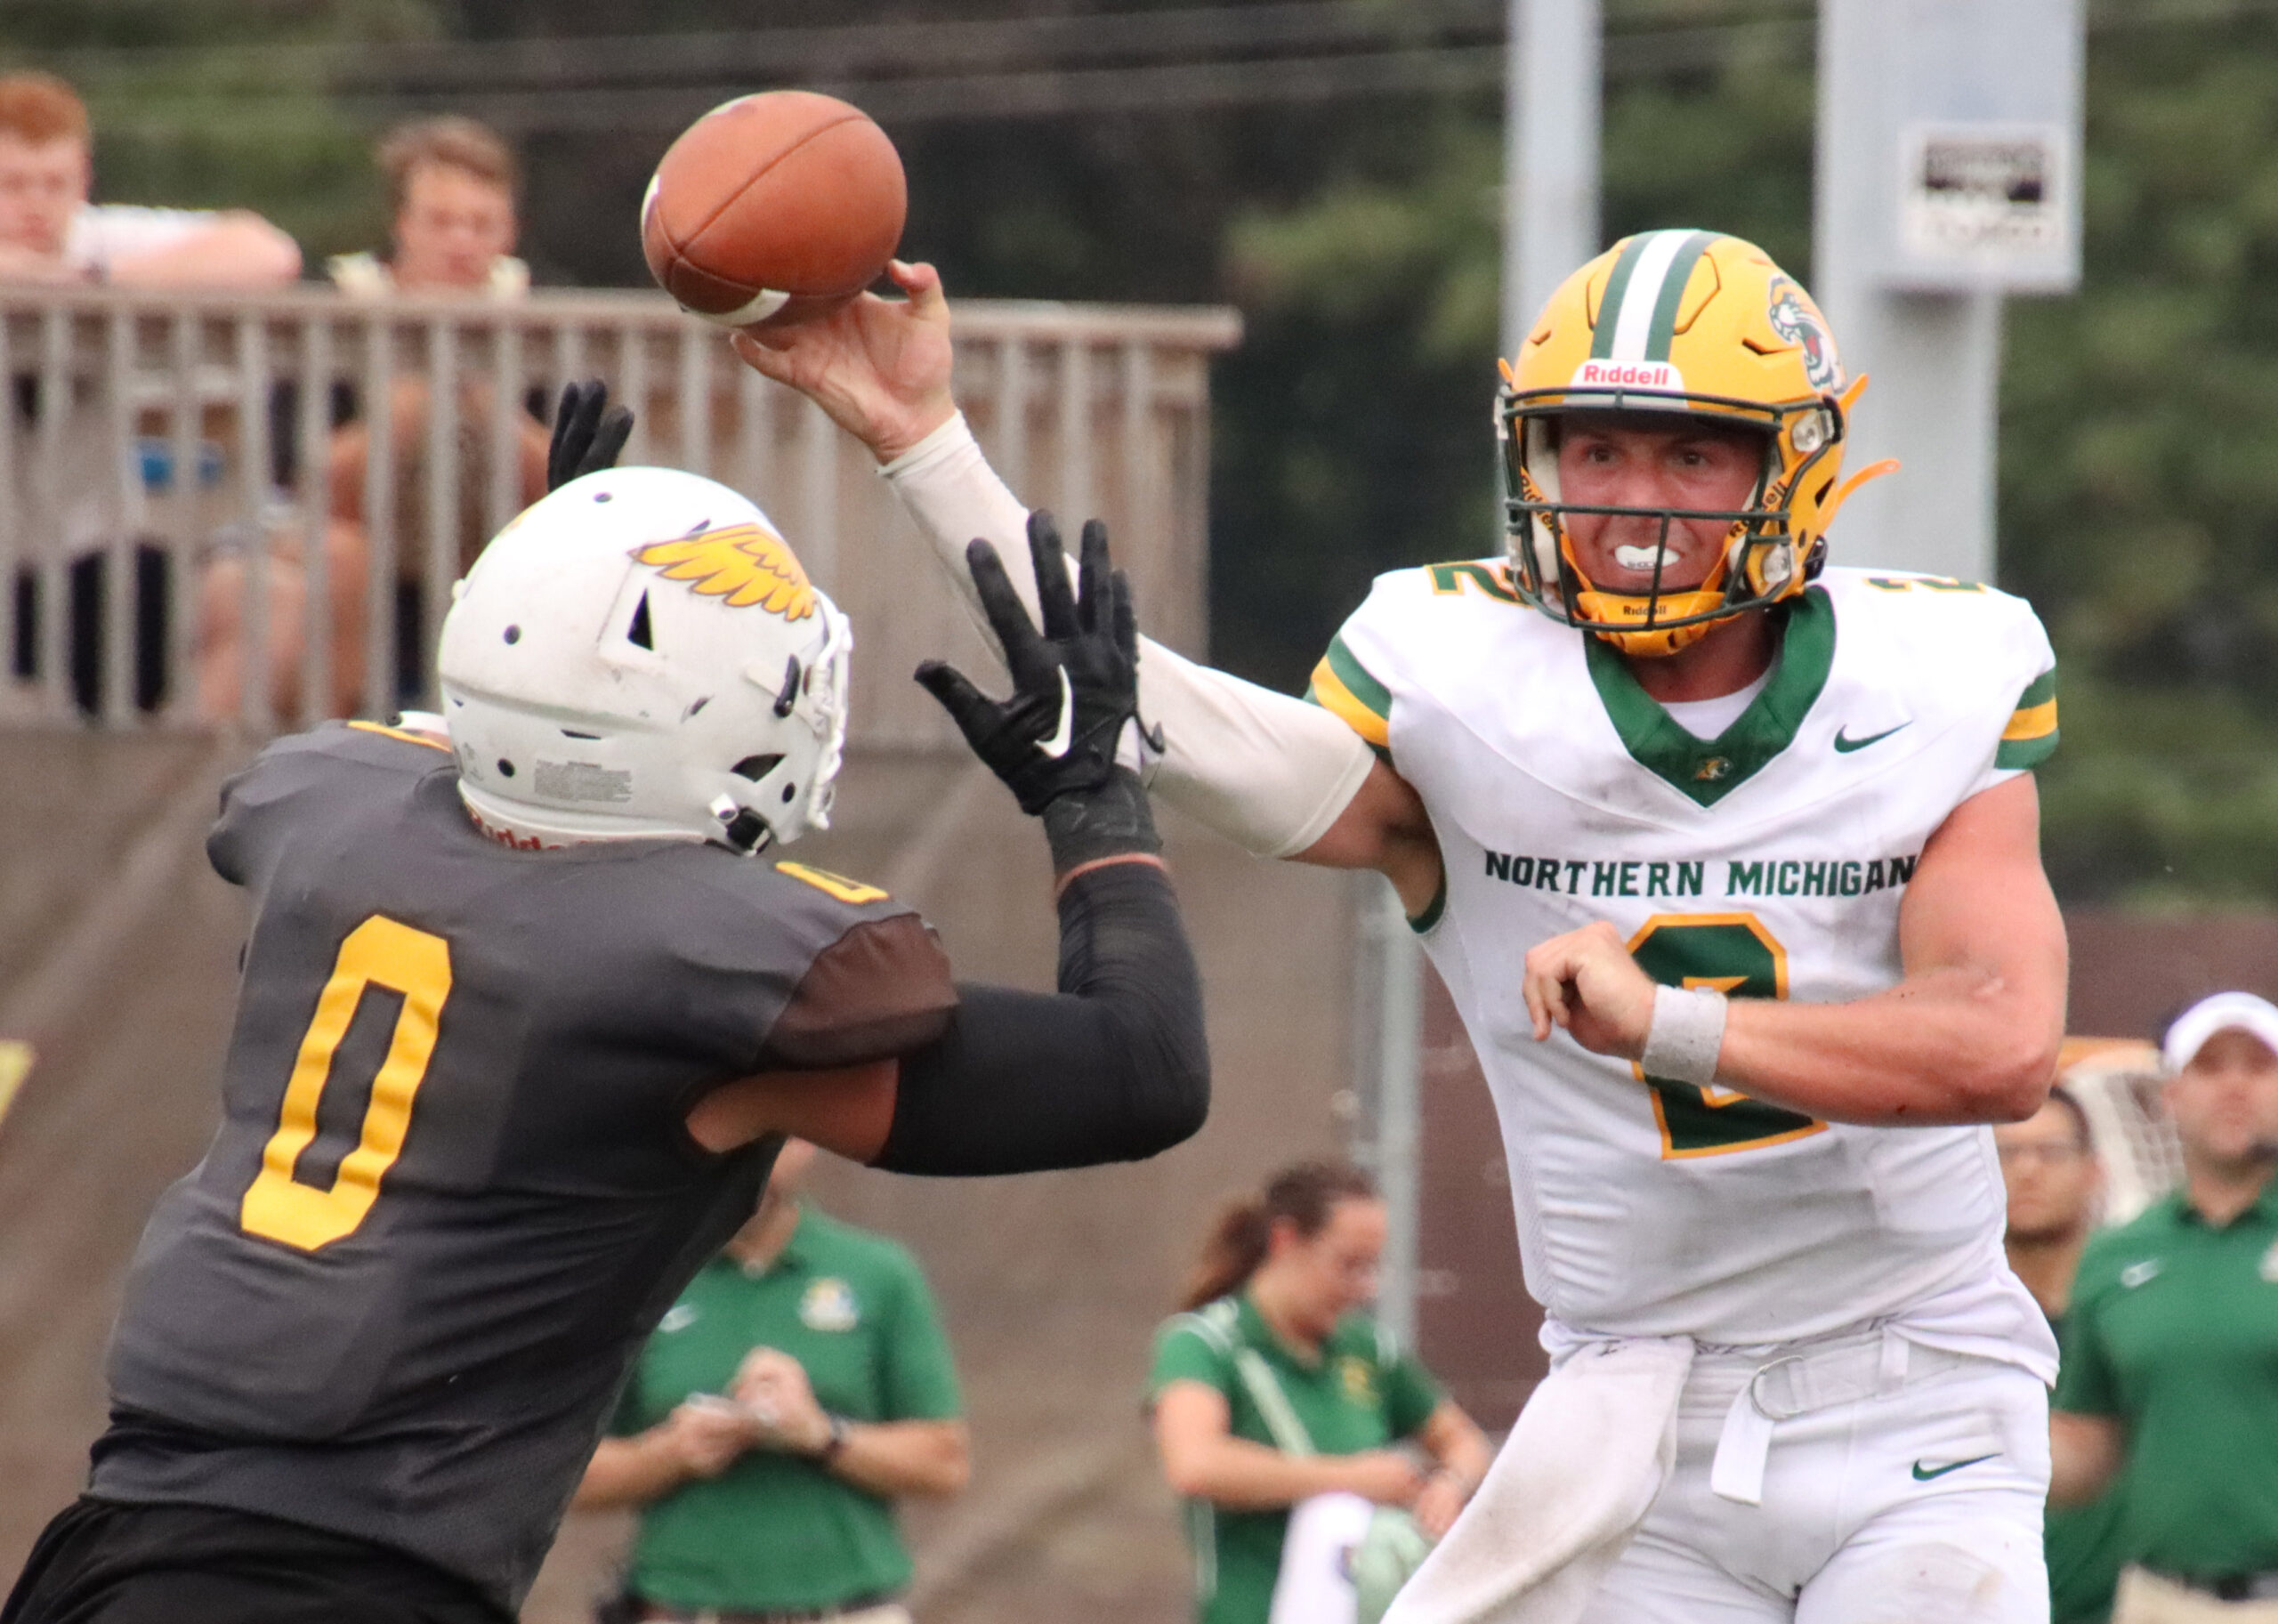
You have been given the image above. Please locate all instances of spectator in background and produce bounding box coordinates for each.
[0,70,299,287]
[2000,1086,2125,1624]
[198,115,548,722]
[327,117,529,297]
[1150,1161,1491,1624]
[576,1137,966,1624]
[0,69,299,719]
[2052,992,2278,1621]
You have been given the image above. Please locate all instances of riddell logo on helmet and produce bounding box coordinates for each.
[1571,360,1685,392]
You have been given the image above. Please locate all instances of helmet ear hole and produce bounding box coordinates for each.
[731,753,784,781]
[626,592,654,650]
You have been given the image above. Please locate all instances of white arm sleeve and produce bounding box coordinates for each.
[880,412,1377,858]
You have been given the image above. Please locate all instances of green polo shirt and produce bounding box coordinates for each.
[2056,1176,2278,1585]
[2043,1306,2124,1624]
[610,1207,961,1612]
[1149,1293,1442,1624]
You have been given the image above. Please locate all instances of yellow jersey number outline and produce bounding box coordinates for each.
[239,915,452,1252]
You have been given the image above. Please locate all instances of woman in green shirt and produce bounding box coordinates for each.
[1149,1161,1492,1624]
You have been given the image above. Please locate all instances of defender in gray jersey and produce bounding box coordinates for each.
[6,407,1208,1624]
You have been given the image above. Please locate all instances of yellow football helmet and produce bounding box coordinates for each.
[1498,230,1894,657]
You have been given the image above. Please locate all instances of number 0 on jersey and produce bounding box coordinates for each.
[239,915,453,1251]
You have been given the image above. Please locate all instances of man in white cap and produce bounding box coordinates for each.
[2051,990,2278,1621]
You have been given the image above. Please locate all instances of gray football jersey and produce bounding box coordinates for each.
[93,722,955,1610]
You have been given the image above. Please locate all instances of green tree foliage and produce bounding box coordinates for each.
[2002,12,2278,904]
[0,2,439,255]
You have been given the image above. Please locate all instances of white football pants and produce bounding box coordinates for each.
[1579,1337,2051,1624]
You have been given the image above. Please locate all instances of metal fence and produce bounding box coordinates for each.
[0,287,1238,748]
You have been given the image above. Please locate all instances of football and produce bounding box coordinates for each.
[640,90,907,331]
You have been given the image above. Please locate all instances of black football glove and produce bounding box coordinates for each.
[547,377,634,492]
[916,512,1141,818]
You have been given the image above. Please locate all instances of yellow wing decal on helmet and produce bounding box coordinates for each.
[634,522,816,620]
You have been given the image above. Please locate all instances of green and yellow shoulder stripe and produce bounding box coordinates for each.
[1306,634,1393,754]
[1995,665,2057,770]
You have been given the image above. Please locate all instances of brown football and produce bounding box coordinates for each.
[641,91,906,330]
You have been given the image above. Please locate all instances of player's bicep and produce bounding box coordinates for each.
[1896,774,2066,1012]
[685,1056,901,1159]
[1295,758,1443,916]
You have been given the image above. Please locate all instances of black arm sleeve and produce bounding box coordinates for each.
[871,858,1209,1176]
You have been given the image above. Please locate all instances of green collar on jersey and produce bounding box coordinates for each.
[1582,586,1835,807]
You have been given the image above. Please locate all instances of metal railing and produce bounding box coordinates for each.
[0,287,1238,749]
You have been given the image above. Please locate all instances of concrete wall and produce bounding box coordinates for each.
[2065,909,2278,1038]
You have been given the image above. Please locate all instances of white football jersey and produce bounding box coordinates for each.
[1308,564,2062,1365]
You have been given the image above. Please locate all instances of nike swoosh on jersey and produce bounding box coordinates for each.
[2120,1258,2163,1289]
[1035,667,1076,758]
[1910,1453,1997,1481]
[1834,723,1910,753]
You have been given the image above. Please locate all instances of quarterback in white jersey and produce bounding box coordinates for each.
[739,230,2068,1623]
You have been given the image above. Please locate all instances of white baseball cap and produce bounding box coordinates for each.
[2161,991,2278,1073]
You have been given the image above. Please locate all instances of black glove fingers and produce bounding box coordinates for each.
[930,518,1143,819]
[545,387,575,491]
[553,381,597,484]
[1076,520,1112,635]
[1111,568,1140,670]
[1028,511,1081,642]
[549,378,624,492]
[585,406,634,480]
[914,659,1001,743]
[965,540,1054,684]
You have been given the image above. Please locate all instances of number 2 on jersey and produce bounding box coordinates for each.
[239,915,452,1251]
[1627,913,1824,1159]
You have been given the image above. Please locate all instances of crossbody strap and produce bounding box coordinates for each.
[1233,1346,1316,1458]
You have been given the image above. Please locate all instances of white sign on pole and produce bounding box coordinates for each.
[1846,0,2084,294]
[1899,122,2071,263]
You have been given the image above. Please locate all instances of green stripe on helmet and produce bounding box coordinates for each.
[1588,235,1654,360]
[1643,231,1718,361]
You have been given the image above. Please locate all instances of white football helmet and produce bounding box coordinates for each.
[437,465,851,854]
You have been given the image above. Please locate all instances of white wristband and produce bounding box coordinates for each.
[1640,985,1727,1086]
